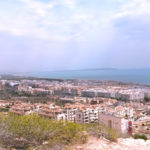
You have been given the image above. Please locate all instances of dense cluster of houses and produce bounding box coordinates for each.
[8,98,150,135]
[17,81,150,102]
[82,88,150,101]
[1,79,150,102]
[0,100,11,108]
[0,79,150,136]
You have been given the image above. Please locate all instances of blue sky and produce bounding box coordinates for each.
[0,0,150,72]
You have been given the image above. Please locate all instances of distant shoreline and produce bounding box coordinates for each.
[3,69,149,85]
[0,74,150,87]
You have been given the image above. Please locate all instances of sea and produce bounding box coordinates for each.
[21,69,150,85]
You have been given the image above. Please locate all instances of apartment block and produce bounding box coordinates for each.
[10,103,33,115]
[99,113,132,134]
[76,106,99,124]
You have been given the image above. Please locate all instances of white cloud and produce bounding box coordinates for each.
[20,0,56,16]
[0,0,96,42]
[20,0,77,16]
[1,0,149,43]
[0,0,73,41]
[113,0,150,18]
[61,0,77,9]
[1,0,150,71]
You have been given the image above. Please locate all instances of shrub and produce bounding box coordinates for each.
[0,113,118,149]
[0,113,87,149]
[133,134,148,141]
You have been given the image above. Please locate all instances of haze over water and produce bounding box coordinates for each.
[1,0,150,86]
[21,69,150,85]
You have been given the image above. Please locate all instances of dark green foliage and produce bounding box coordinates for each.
[144,98,150,102]
[133,134,148,141]
[0,113,118,149]
[0,107,9,112]
[0,113,87,149]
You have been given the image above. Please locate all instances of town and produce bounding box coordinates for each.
[0,76,150,137]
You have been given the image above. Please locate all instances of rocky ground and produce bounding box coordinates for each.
[73,137,150,150]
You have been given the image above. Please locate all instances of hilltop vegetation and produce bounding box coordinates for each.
[0,113,118,150]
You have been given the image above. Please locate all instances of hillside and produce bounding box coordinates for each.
[73,137,150,150]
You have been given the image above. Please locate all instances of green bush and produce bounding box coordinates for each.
[0,113,87,149]
[144,98,150,102]
[0,113,118,149]
[133,134,148,141]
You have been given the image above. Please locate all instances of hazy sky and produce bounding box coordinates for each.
[0,0,150,72]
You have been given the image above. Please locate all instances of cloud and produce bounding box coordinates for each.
[109,0,150,40]
[0,0,150,72]
[118,0,150,17]
[20,0,56,16]
[0,0,112,42]
[1,0,150,43]
[0,0,78,41]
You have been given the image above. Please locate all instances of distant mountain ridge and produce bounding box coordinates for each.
[46,68,117,72]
